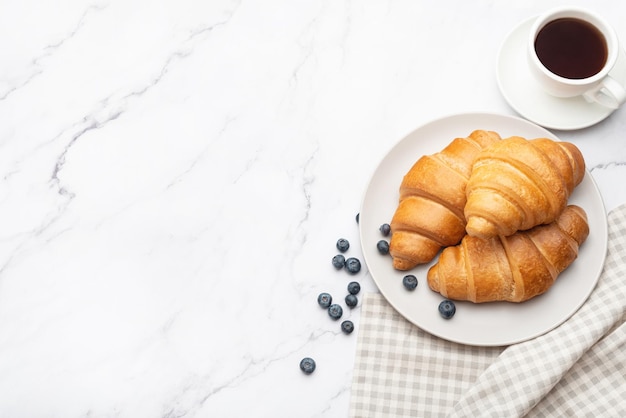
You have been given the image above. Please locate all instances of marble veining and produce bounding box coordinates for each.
[1,1,626,417]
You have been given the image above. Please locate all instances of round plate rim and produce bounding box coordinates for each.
[359,111,608,346]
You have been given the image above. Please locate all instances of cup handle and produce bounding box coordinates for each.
[583,76,626,109]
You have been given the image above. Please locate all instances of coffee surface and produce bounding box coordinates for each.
[535,17,608,79]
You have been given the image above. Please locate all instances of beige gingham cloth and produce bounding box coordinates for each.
[350,204,626,417]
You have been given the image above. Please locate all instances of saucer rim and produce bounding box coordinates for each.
[496,16,620,131]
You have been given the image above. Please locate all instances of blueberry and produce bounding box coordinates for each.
[379,223,391,236]
[328,304,343,320]
[344,257,361,274]
[332,254,346,269]
[300,357,316,374]
[336,238,350,252]
[347,281,361,295]
[341,320,354,334]
[438,299,456,319]
[402,274,418,290]
[317,292,332,308]
[345,294,358,308]
[356,213,360,224]
[377,240,389,254]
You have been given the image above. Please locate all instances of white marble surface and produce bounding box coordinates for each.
[1,0,625,416]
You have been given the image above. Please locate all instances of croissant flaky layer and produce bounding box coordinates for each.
[389,130,502,270]
[427,205,589,303]
[464,136,586,239]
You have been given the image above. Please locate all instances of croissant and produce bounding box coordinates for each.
[427,205,589,303]
[464,136,586,239]
[389,130,501,270]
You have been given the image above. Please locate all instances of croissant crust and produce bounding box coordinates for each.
[389,130,502,270]
[464,137,586,239]
[427,205,589,303]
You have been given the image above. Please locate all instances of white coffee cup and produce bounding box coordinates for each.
[527,6,626,109]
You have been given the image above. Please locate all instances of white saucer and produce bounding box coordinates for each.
[496,16,626,130]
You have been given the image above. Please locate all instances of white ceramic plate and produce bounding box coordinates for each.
[496,16,626,131]
[359,113,608,346]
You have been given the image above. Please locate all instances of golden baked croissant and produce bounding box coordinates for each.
[389,130,501,270]
[464,136,585,239]
[427,205,589,303]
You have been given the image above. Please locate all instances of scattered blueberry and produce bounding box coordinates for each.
[347,281,361,295]
[332,254,346,269]
[356,213,360,224]
[379,223,391,236]
[345,294,358,308]
[402,274,418,291]
[300,357,316,374]
[317,292,332,308]
[328,304,343,320]
[438,300,456,319]
[344,257,361,274]
[377,240,390,254]
[341,320,354,334]
[336,238,350,252]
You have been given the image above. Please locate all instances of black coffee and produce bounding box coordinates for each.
[534,17,608,79]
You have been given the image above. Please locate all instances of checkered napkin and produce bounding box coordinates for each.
[350,204,626,417]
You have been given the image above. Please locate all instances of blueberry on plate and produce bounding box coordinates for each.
[344,257,361,274]
[402,274,418,290]
[332,254,346,269]
[345,294,358,308]
[341,320,354,334]
[300,357,316,374]
[377,240,389,254]
[438,299,456,319]
[328,304,343,320]
[356,213,360,224]
[317,292,332,308]
[336,238,350,252]
[379,223,391,236]
[347,281,361,295]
